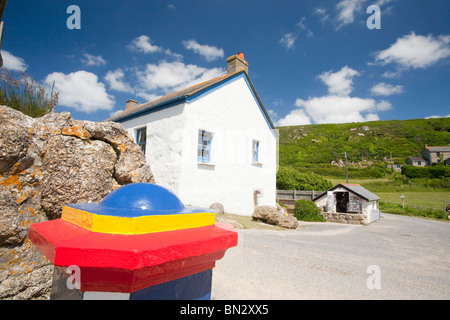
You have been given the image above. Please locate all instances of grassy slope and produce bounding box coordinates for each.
[277,118,450,168]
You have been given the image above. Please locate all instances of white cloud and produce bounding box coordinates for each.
[375,32,450,69]
[137,60,224,93]
[296,17,314,38]
[129,35,162,54]
[104,68,133,93]
[45,71,115,113]
[280,33,297,50]
[372,0,395,6]
[268,109,278,119]
[109,109,124,117]
[425,114,450,119]
[335,0,367,29]
[276,66,392,126]
[294,96,387,124]
[182,40,224,62]
[135,90,162,103]
[370,82,404,96]
[382,70,401,78]
[315,7,330,23]
[318,66,360,96]
[81,53,106,66]
[1,50,28,72]
[275,109,312,127]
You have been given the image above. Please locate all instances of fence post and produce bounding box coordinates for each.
[29,183,238,300]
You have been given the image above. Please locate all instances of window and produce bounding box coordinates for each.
[136,127,147,155]
[252,140,260,163]
[198,130,213,163]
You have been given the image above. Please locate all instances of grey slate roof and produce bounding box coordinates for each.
[426,146,450,153]
[314,183,380,202]
[408,156,426,161]
[340,184,380,201]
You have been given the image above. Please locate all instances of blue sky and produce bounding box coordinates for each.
[2,0,449,125]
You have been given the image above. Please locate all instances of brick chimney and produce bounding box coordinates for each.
[125,99,138,111]
[227,52,248,75]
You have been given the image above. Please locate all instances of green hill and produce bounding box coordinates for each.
[277,118,450,178]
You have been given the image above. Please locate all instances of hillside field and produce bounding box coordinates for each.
[277,117,450,176]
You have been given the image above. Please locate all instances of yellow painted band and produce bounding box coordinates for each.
[61,206,215,235]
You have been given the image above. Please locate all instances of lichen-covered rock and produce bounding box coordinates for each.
[252,204,298,229]
[0,105,155,300]
[209,202,224,215]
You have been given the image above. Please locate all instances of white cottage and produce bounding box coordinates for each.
[313,183,381,225]
[106,53,278,216]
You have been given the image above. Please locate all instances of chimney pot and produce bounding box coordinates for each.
[126,99,138,111]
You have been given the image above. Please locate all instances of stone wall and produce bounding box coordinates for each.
[0,106,155,300]
[320,212,365,225]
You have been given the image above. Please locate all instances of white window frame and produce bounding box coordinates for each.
[136,127,147,155]
[252,139,260,164]
[198,129,213,164]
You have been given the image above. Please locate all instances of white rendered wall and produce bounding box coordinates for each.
[120,104,186,195]
[178,76,277,216]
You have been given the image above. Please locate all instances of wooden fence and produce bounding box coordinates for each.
[276,190,326,215]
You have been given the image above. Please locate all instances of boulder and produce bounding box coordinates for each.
[252,204,298,229]
[209,202,224,215]
[0,106,155,300]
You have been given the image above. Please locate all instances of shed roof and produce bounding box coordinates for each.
[313,183,380,202]
[408,156,426,161]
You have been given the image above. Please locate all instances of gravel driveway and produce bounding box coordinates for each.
[212,213,450,300]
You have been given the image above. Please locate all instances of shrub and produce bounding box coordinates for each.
[401,165,450,179]
[294,199,326,222]
[0,68,59,118]
[277,166,333,191]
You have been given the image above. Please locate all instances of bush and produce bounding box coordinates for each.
[277,166,333,191]
[294,199,326,222]
[0,68,59,118]
[402,165,450,179]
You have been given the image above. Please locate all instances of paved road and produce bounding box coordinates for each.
[212,213,450,300]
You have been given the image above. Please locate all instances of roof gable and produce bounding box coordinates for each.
[105,71,276,136]
[314,183,380,202]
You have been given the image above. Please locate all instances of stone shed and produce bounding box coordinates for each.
[313,183,381,225]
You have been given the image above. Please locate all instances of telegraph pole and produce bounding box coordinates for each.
[345,152,349,184]
[0,0,7,67]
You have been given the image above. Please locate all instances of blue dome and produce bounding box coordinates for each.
[100,183,185,211]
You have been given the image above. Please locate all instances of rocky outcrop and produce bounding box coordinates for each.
[252,204,299,229]
[0,106,155,299]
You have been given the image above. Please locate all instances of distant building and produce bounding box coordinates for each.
[420,144,450,165]
[386,163,403,172]
[406,157,426,167]
[313,183,380,225]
